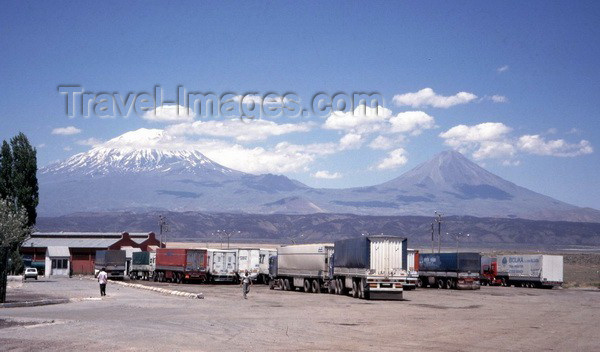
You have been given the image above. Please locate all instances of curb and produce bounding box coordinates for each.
[0,298,70,309]
[99,278,204,299]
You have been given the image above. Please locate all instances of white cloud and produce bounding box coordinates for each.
[52,126,81,135]
[517,135,593,157]
[63,146,72,151]
[323,105,392,133]
[368,135,398,150]
[167,119,312,142]
[311,170,342,179]
[376,148,408,170]
[439,123,515,160]
[440,122,593,162]
[497,65,509,73]
[389,111,435,135]
[76,137,104,146]
[392,88,477,108]
[339,133,363,150]
[490,95,508,103]
[141,104,196,123]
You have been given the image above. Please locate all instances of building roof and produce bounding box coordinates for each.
[23,237,119,249]
[31,232,151,239]
[47,246,71,257]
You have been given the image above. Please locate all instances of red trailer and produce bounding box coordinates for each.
[480,256,502,286]
[154,248,208,283]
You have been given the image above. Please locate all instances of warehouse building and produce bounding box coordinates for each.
[20,232,162,277]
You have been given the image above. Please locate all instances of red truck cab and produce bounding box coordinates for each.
[480,256,502,286]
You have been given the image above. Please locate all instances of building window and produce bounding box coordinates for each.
[52,258,68,269]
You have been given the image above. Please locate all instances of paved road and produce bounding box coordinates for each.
[1,278,599,351]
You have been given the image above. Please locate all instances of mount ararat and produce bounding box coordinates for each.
[38,128,600,222]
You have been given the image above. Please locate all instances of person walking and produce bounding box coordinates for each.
[240,271,252,299]
[98,267,108,297]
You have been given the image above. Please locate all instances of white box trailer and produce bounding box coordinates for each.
[404,248,419,290]
[333,236,407,300]
[207,249,238,282]
[271,243,334,294]
[237,249,261,281]
[258,249,277,284]
[497,254,563,288]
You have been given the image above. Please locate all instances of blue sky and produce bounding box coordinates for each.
[1,1,599,209]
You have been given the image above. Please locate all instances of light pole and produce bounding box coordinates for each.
[448,232,470,253]
[434,211,443,253]
[158,215,169,248]
[217,230,240,249]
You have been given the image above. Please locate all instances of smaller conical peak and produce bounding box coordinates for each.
[102,128,172,150]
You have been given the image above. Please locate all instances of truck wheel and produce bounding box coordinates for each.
[328,282,335,294]
[269,279,275,290]
[446,279,453,290]
[501,278,507,287]
[312,280,320,293]
[437,279,445,289]
[358,282,364,299]
[352,280,359,298]
[416,278,423,288]
[303,279,311,293]
[284,278,291,291]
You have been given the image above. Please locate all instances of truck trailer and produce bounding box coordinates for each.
[207,249,238,282]
[258,249,277,284]
[418,252,481,290]
[154,248,208,283]
[95,250,126,280]
[237,249,261,281]
[270,243,334,294]
[333,236,407,300]
[129,251,156,280]
[405,248,420,290]
[496,254,563,288]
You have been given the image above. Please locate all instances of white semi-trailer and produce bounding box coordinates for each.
[333,236,407,300]
[237,249,261,281]
[258,249,277,284]
[497,254,563,288]
[207,249,238,282]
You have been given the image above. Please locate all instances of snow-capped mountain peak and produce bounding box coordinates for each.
[41,128,240,177]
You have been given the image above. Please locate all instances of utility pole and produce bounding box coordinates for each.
[217,230,241,249]
[430,222,435,253]
[434,211,443,253]
[158,215,169,248]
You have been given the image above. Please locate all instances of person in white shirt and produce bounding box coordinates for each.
[97,268,108,296]
[240,271,252,299]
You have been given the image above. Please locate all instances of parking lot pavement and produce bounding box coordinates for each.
[1,278,599,351]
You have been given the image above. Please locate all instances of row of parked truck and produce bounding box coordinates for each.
[94,235,564,300]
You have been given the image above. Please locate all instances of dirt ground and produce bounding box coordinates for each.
[1,277,599,351]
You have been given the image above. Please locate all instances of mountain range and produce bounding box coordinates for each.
[38,128,600,222]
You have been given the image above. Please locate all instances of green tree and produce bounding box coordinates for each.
[0,199,31,303]
[0,141,13,201]
[10,133,38,227]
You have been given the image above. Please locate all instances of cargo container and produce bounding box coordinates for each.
[129,251,156,280]
[480,256,502,286]
[270,243,335,294]
[154,248,208,283]
[95,250,126,280]
[405,248,419,290]
[207,249,238,282]
[496,255,563,288]
[333,236,407,300]
[237,249,261,281]
[258,249,277,284]
[418,252,481,290]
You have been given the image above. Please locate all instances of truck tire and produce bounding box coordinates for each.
[284,278,291,291]
[416,278,423,288]
[358,282,364,299]
[337,278,344,295]
[312,280,320,293]
[437,278,444,289]
[446,279,453,290]
[352,280,359,298]
[269,279,275,290]
[328,282,335,294]
[303,279,311,293]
